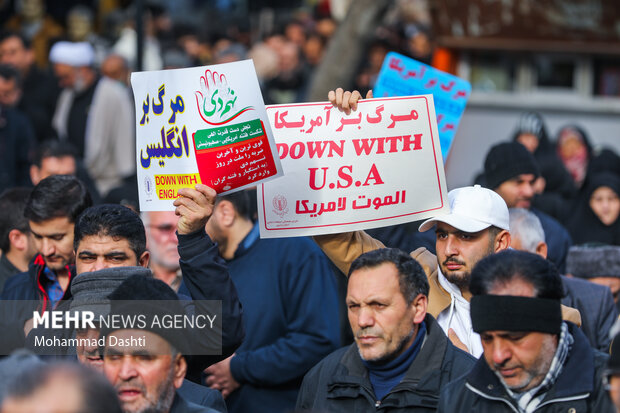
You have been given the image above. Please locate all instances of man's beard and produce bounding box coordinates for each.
[118,368,176,413]
[441,258,471,291]
[442,265,472,291]
[492,335,557,393]
[73,73,87,93]
[441,238,496,291]
[146,370,176,413]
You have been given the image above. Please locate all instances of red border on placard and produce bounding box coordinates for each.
[262,96,445,231]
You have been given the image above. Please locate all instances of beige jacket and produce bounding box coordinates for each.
[314,231,581,326]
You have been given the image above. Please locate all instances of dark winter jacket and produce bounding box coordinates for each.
[0,254,75,352]
[171,392,222,413]
[437,323,614,413]
[561,275,617,352]
[531,208,572,273]
[296,315,476,412]
[177,229,245,381]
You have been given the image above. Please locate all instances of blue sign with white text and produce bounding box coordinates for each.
[374,52,471,160]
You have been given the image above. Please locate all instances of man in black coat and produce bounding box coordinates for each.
[438,250,613,412]
[102,274,221,413]
[22,186,244,382]
[296,248,475,412]
[509,207,618,351]
[0,175,91,352]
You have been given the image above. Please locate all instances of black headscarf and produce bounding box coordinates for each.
[567,172,620,245]
[586,148,620,182]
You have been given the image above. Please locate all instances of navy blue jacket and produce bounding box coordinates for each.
[438,323,613,412]
[177,229,245,381]
[0,255,75,352]
[224,224,341,413]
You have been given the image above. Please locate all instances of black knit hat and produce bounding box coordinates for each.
[101,274,188,354]
[484,142,540,190]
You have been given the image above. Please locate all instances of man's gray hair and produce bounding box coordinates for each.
[508,208,545,253]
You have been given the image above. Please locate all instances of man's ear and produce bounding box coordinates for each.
[138,251,150,267]
[216,200,236,228]
[411,293,428,324]
[8,229,26,251]
[494,230,511,252]
[30,165,40,186]
[535,241,548,259]
[172,353,187,389]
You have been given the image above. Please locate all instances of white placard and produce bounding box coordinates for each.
[132,60,283,211]
[258,95,449,238]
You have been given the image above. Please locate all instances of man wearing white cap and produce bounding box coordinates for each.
[315,185,511,356]
[316,88,581,357]
[49,41,134,196]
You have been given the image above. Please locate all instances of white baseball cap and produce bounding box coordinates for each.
[419,185,510,233]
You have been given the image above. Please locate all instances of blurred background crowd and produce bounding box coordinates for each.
[0,0,615,249]
[0,0,615,246]
[0,1,618,412]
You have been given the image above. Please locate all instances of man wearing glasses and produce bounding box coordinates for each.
[142,211,184,292]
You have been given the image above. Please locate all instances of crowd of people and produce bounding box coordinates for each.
[0,1,619,413]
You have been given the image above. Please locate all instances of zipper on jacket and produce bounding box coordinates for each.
[534,393,589,411]
[465,383,519,413]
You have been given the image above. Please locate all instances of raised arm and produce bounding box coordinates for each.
[174,185,245,365]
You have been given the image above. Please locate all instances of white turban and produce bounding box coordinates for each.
[49,41,94,67]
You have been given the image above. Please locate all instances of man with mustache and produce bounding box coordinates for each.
[316,89,580,357]
[24,185,242,411]
[68,187,245,379]
[438,250,613,412]
[316,183,513,357]
[296,248,475,411]
[508,207,617,352]
[68,267,226,413]
[481,141,573,273]
[102,274,221,413]
[1,175,91,351]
